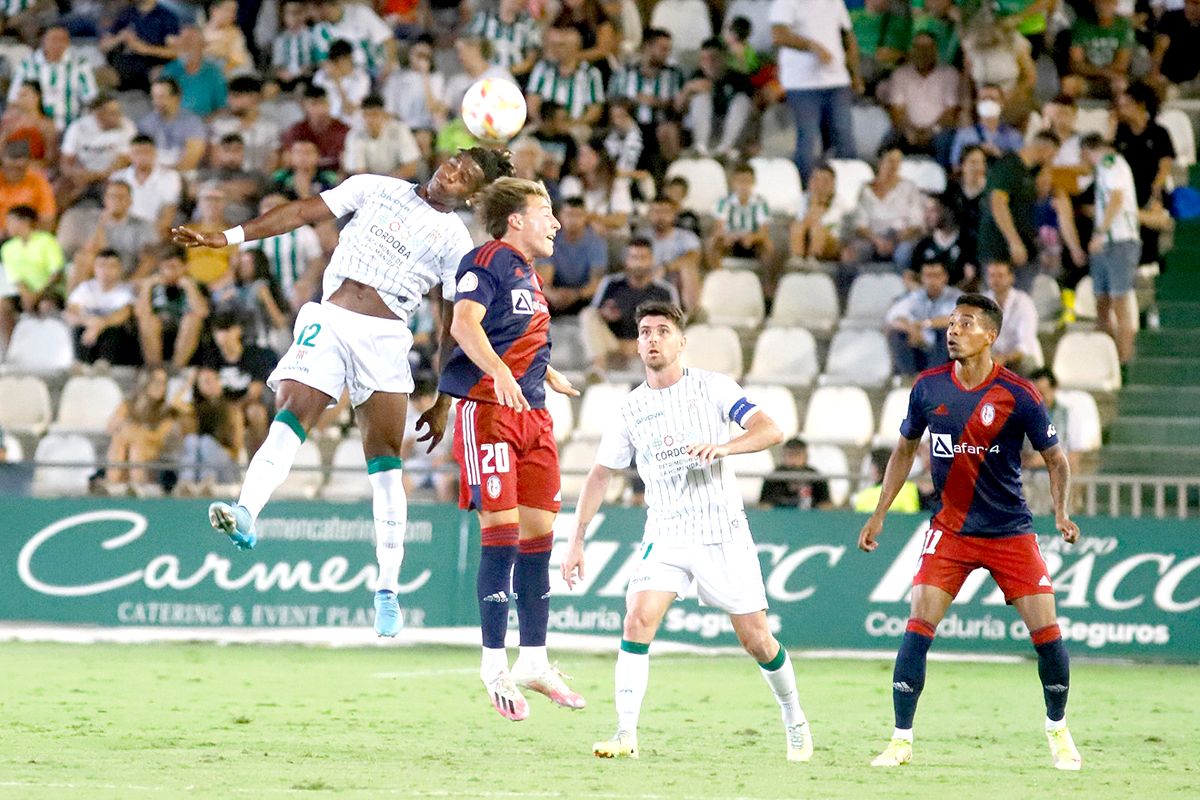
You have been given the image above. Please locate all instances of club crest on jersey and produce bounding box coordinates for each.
[511,288,547,315]
[457,272,479,293]
[486,475,502,499]
[981,403,995,426]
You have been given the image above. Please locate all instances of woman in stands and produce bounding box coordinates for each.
[105,367,179,495]
[840,146,928,273]
[789,162,850,265]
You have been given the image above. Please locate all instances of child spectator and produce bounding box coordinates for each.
[2,204,64,317]
[313,40,371,125]
[706,162,774,269]
[210,250,290,349]
[273,0,331,90]
[65,249,139,365]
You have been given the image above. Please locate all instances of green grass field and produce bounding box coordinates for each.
[1,643,1195,799]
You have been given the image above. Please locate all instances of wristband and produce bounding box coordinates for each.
[222,225,245,246]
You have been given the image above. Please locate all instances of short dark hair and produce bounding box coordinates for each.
[634,300,685,331]
[1050,93,1077,108]
[95,248,121,261]
[1032,129,1061,148]
[955,293,1004,332]
[152,76,180,96]
[642,27,671,47]
[158,242,187,262]
[729,16,752,41]
[731,161,755,178]
[462,146,516,185]
[919,260,949,273]
[210,310,243,331]
[6,205,37,222]
[229,75,263,94]
[701,36,724,51]
[303,85,328,101]
[627,236,654,252]
[131,134,155,147]
[219,132,245,146]
[362,93,385,110]
[1029,367,1058,387]
[1080,132,1109,151]
[1123,80,1160,117]
[783,436,807,451]
[666,175,688,190]
[562,196,587,210]
[328,39,354,60]
[90,91,116,110]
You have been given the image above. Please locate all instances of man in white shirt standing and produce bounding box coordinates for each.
[984,260,1042,373]
[1080,132,1140,371]
[173,148,515,640]
[769,0,862,181]
[563,300,814,763]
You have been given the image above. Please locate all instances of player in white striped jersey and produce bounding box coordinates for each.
[173,148,514,638]
[562,301,814,762]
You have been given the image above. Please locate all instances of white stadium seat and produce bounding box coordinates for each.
[899,158,947,194]
[1,431,23,460]
[851,104,892,161]
[806,444,851,507]
[802,386,875,447]
[322,436,370,501]
[3,316,74,373]
[1056,389,1102,452]
[828,159,874,209]
[1053,331,1122,391]
[681,324,743,379]
[769,272,839,334]
[51,375,124,433]
[559,438,624,504]
[1074,107,1111,138]
[576,383,632,439]
[32,434,96,496]
[746,384,800,439]
[725,449,774,505]
[873,387,911,447]
[746,327,819,387]
[649,0,712,54]
[821,328,892,388]
[749,157,803,216]
[665,157,729,215]
[274,440,324,499]
[700,269,765,329]
[0,375,53,434]
[1158,109,1196,168]
[1074,275,1097,320]
[1032,273,1062,325]
[544,388,575,443]
[842,272,906,328]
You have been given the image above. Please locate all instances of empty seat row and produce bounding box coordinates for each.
[0,374,124,435]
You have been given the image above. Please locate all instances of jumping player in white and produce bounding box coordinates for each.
[562,301,814,762]
[172,147,514,638]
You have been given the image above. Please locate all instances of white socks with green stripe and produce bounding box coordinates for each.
[759,646,807,727]
[238,410,305,521]
[368,457,406,593]
[615,640,650,735]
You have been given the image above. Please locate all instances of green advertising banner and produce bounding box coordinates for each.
[1,499,1198,661]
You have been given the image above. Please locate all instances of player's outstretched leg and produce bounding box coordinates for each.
[209,408,309,550]
[368,457,406,637]
[477,523,527,721]
[593,639,647,759]
[1033,623,1081,770]
[511,529,585,709]
[872,617,935,767]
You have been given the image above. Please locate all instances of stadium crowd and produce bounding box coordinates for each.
[0,0,1192,506]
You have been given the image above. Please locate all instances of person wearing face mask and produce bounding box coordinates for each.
[948,84,1024,168]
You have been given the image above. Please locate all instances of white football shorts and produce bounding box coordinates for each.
[267,301,415,407]
[627,528,768,616]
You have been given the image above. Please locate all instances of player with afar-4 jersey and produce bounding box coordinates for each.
[859,293,1083,771]
[172,148,514,638]
[562,301,814,762]
[438,178,586,720]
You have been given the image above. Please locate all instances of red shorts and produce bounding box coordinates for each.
[454,400,561,513]
[913,528,1054,603]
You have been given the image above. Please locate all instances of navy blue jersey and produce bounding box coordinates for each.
[438,241,551,409]
[900,363,1059,537]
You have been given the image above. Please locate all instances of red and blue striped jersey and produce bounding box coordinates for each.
[438,240,552,408]
[900,363,1059,537]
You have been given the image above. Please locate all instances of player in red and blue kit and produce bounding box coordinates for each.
[858,294,1084,771]
[439,177,586,721]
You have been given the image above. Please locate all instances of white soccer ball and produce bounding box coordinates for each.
[461,77,527,142]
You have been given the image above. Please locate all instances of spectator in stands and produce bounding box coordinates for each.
[194,134,266,225]
[467,0,542,77]
[879,31,961,158]
[1149,0,1200,95]
[161,26,228,119]
[101,0,181,91]
[138,77,207,173]
[771,0,861,181]
[203,0,251,76]
[1081,132,1141,371]
[65,249,139,365]
[1113,81,1175,265]
[185,183,237,287]
[609,28,684,166]
[273,139,339,199]
[983,260,1041,373]
[313,40,371,125]
[553,0,620,65]
[1022,367,1082,513]
[910,197,970,288]
[202,311,277,452]
[884,260,960,379]
[789,162,850,263]
[841,146,927,271]
[539,197,608,316]
[978,130,1061,290]
[602,100,646,183]
[943,145,989,278]
[1,81,57,163]
[8,25,98,133]
[993,0,1051,59]
[761,437,832,510]
[67,179,158,286]
[57,94,137,210]
[111,135,182,240]
[511,136,552,193]
[678,37,754,160]
[526,26,606,130]
[724,15,766,77]
[581,238,679,375]
[273,0,330,89]
[281,86,351,172]
[1063,0,1134,99]
[0,140,55,227]
[316,0,398,78]
[949,84,1024,168]
[343,95,421,178]
[210,249,290,349]
[912,0,961,67]
[531,102,579,184]
[850,0,910,90]
[662,175,703,236]
[960,12,1037,123]
[854,446,921,512]
[240,193,325,311]
[136,244,209,369]
[1041,94,1086,177]
[210,77,282,176]
[380,35,443,161]
[639,197,702,311]
[559,139,633,234]
[105,367,178,494]
[177,366,243,495]
[706,161,774,270]
[2,204,64,315]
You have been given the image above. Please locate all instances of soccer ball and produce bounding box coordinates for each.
[461,77,527,142]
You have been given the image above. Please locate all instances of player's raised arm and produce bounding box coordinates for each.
[449,298,531,412]
[858,436,922,552]
[562,463,615,588]
[172,195,335,249]
[1040,443,1081,544]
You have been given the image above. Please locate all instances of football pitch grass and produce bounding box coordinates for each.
[1,642,1195,799]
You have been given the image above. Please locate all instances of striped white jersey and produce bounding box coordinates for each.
[1093,152,1141,244]
[242,225,323,298]
[318,175,474,320]
[595,369,760,545]
[526,59,606,120]
[608,62,684,125]
[272,24,330,74]
[467,9,541,70]
[715,192,771,234]
[8,48,98,131]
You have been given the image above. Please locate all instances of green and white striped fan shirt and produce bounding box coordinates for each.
[272,24,331,74]
[608,62,684,125]
[242,225,323,299]
[9,48,98,131]
[526,59,605,120]
[467,10,542,70]
[715,193,771,234]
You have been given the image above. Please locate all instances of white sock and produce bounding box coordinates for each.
[516,645,548,671]
[481,646,508,679]
[759,650,807,727]
[893,727,914,742]
[615,648,649,736]
[1046,716,1067,732]
[368,466,406,593]
[237,416,304,521]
